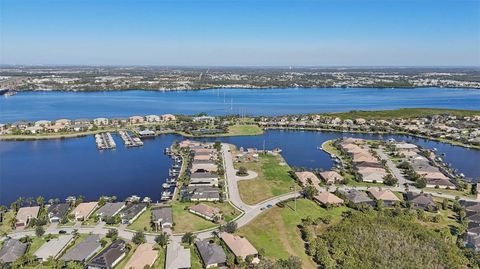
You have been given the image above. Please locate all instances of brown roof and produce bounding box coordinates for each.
[295,171,321,185]
[314,192,344,205]
[368,188,400,202]
[72,202,98,219]
[124,243,158,269]
[319,171,344,183]
[16,206,40,223]
[189,204,220,219]
[219,233,257,259]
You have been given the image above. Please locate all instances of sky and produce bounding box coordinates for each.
[1,0,479,66]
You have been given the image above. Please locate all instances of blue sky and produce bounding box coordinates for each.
[1,0,479,66]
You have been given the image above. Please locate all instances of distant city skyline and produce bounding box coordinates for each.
[1,0,479,66]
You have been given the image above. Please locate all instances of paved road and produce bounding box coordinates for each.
[374,147,412,189]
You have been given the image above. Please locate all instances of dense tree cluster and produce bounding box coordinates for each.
[304,211,470,269]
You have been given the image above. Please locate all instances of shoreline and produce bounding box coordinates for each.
[1,126,478,151]
[4,85,480,94]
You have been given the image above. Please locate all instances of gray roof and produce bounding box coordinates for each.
[188,186,220,200]
[152,207,173,223]
[120,203,147,221]
[0,238,27,263]
[62,235,102,262]
[47,203,70,220]
[339,189,374,204]
[87,240,126,268]
[190,172,218,179]
[406,192,435,208]
[35,235,74,261]
[166,242,191,269]
[195,240,226,266]
[96,202,125,218]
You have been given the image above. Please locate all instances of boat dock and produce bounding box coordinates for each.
[161,149,183,202]
[119,130,144,147]
[95,132,116,150]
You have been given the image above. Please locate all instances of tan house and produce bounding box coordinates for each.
[129,116,145,124]
[295,171,321,187]
[219,233,259,263]
[124,243,158,269]
[15,206,40,228]
[93,118,109,126]
[161,114,176,121]
[34,120,51,127]
[319,171,344,184]
[72,202,98,221]
[55,119,72,126]
[189,204,221,221]
[368,188,400,205]
[313,192,344,206]
[145,115,160,122]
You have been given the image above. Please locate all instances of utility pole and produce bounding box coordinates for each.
[294,184,297,211]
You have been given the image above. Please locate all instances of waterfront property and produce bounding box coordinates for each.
[72,202,98,221]
[0,238,27,264]
[187,186,221,201]
[195,240,227,268]
[319,170,344,185]
[152,207,173,232]
[96,202,125,220]
[119,203,147,224]
[87,239,127,269]
[62,234,102,263]
[47,203,70,223]
[34,235,74,261]
[15,206,40,229]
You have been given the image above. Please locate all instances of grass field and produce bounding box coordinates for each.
[190,245,203,269]
[324,108,480,120]
[236,153,298,205]
[128,207,153,232]
[226,124,264,136]
[237,199,349,269]
[171,202,241,233]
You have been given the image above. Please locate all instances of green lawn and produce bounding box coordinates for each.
[238,199,349,269]
[171,202,240,233]
[226,124,263,136]
[114,244,137,269]
[424,187,474,199]
[152,247,166,269]
[236,153,298,205]
[27,237,47,255]
[190,245,203,269]
[128,207,153,232]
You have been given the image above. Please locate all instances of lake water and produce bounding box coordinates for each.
[1,130,479,205]
[1,87,480,122]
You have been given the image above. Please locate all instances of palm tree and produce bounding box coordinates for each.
[36,196,45,207]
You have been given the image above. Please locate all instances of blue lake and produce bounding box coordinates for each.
[1,130,479,205]
[1,87,480,121]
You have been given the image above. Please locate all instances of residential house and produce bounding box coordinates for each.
[190,172,219,186]
[47,203,70,223]
[161,114,176,121]
[62,235,102,263]
[93,118,109,126]
[166,242,191,269]
[124,243,158,269]
[219,233,259,263]
[34,120,51,127]
[25,126,44,134]
[55,119,72,126]
[189,204,221,221]
[338,189,374,206]
[145,115,160,122]
[191,161,218,173]
[406,192,436,210]
[15,206,40,228]
[129,116,145,124]
[368,188,401,206]
[0,238,27,263]
[119,203,147,224]
[96,202,125,220]
[195,240,226,268]
[318,170,344,185]
[188,186,220,202]
[313,192,344,206]
[35,235,74,261]
[295,171,321,187]
[72,202,98,221]
[152,207,173,231]
[87,240,127,269]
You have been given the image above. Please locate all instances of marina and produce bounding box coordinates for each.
[119,130,144,147]
[95,132,116,150]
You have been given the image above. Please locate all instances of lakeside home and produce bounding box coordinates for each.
[96,202,125,220]
[119,203,147,224]
[15,206,40,228]
[189,204,221,221]
[47,203,70,223]
[72,202,98,221]
[152,207,173,232]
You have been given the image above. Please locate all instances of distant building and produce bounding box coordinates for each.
[94,118,109,126]
[129,116,145,124]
